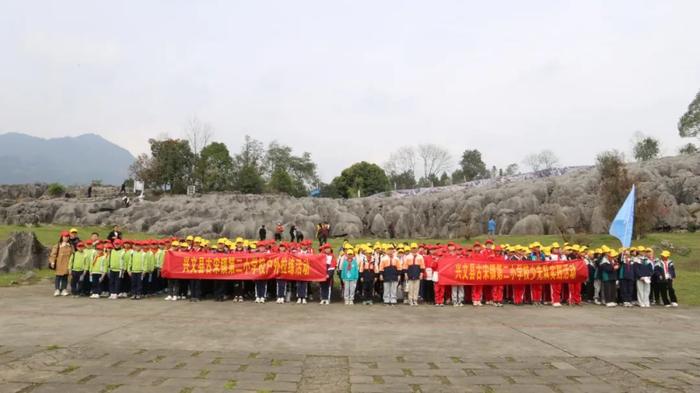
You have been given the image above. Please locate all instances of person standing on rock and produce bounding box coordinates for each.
[488,218,496,236]
[289,225,297,242]
[258,225,267,241]
[49,231,73,296]
[274,223,284,242]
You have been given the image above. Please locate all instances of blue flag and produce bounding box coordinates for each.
[609,185,635,248]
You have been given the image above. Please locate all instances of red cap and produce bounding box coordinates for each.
[320,243,332,250]
[86,240,93,245]
[113,239,123,245]
[77,242,85,248]
[473,242,482,248]
[60,231,70,237]
[485,239,494,244]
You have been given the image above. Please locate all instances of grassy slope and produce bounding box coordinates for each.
[1,225,697,305]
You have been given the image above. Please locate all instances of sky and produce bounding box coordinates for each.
[1,0,699,182]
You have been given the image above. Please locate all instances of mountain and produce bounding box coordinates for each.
[0,132,135,185]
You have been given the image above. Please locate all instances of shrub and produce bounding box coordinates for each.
[47,183,66,197]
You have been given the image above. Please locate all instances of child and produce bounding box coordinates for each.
[653,250,678,307]
[404,244,425,306]
[339,249,359,305]
[379,245,401,305]
[600,250,619,307]
[89,243,109,298]
[49,231,73,297]
[634,248,653,308]
[618,249,635,307]
[359,248,375,305]
[69,242,89,297]
[319,243,336,305]
[165,241,180,301]
[275,243,289,304]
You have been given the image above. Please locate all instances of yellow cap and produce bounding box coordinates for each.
[235,237,244,243]
[69,228,78,233]
[346,249,355,255]
[171,240,179,246]
[661,250,671,258]
[186,235,194,241]
[551,242,560,248]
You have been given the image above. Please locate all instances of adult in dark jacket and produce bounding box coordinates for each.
[107,225,122,243]
[258,225,267,241]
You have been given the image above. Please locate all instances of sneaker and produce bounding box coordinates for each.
[60,290,69,296]
[594,300,601,305]
[553,303,561,307]
[606,302,617,307]
[90,294,100,299]
[302,299,307,304]
[164,296,172,301]
[671,302,678,307]
[665,304,672,308]
[118,292,127,298]
[53,289,61,297]
[350,301,354,305]
[297,298,302,304]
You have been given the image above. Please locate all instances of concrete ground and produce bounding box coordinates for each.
[0,285,699,393]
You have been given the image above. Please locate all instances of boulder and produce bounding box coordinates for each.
[509,215,545,235]
[0,232,48,272]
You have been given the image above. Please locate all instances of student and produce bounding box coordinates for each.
[600,250,619,307]
[653,250,678,307]
[68,242,89,296]
[319,243,336,305]
[404,243,425,306]
[528,243,546,305]
[618,249,635,307]
[49,231,73,297]
[89,243,109,298]
[634,247,654,308]
[128,242,146,300]
[379,245,401,306]
[275,243,289,304]
[339,248,359,305]
[107,239,126,299]
[548,243,566,307]
[359,248,376,305]
[165,241,180,301]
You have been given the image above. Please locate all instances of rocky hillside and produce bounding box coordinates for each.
[0,155,698,239]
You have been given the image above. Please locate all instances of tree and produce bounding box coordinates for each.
[417,144,452,179]
[233,136,265,194]
[185,116,213,157]
[134,139,195,193]
[633,137,660,161]
[596,150,632,221]
[388,170,417,190]
[439,172,450,186]
[679,143,698,155]
[523,150,560,172]
[678,90,700,138]
[384,146,417,176]
[451,169,465,184]
[504,163,519,176]
[330,161,389,198]
[459,149,487,181]
[263,141,319,197]
[268,166,296,195]
[197,142,234,192]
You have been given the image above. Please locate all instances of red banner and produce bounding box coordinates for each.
[162,251,327,281]
[436,257,588,286]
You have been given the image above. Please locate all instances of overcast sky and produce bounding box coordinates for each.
[1,1,699,181]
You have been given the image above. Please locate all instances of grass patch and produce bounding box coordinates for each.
[372,375,385,384]
[270,359,283,366]
[0,269,54,287]
[46,344,62,351]
[223,379,237,390]
[264,372,276,381]
[59,365,79,374]
[196,369,210,379]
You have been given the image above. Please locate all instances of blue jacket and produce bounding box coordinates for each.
[653,258,676,281]
[633,258,653,279]
[339,257,359,281]
[618,257,635,280]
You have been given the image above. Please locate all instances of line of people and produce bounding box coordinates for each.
[48,230,680,308]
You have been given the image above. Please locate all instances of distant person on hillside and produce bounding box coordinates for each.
[120,182,126,195]
[87,186,92,198]
[296,230,304,243]
[274,222,284,242]
[258,225,267,241]
[289,225,297,242]
[488,218,496,236]
[107,225,122,243]
[122,195,130,207]
[318,222,330,245]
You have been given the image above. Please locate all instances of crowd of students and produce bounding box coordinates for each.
[48,228,680,308]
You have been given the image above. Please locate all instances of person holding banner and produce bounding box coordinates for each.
[275,243,290,304]
[548,243,565,307]
[528,243,546,305]
[165,241,181,301]
[319,243,336,305]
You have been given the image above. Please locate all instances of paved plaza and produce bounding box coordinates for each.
[0,284,699,393]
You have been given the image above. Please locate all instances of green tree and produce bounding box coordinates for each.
[633,137,660,161]
[197,142,234,192]
[451,168,465,184]
[233,136,265,194]
[388,170,416,190]
[678,90,700,138]
[459,149,487,181]
[679,143,698,155]
[331,161,389,198]
[264,141,318,197]
[137,139,194,193]
[268,166,296,195]
[596,150,632,221]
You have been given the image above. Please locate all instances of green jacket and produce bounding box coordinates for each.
[69,250,89,272]
[155,249,165,269]
[144,251,155,272]
[128,251,146,273]
[108,249,126,272]
[89,254,108,274]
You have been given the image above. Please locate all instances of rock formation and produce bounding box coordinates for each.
[0,155,698,240]
[0,232,48,272]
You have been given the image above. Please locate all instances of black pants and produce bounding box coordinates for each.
[602,281,617,304]
[70,270,86,295]
[90,274,103,294]
[214,280,226,300]
[653,280,677,305]
[131,273,144,296]
[54,275,68,291]
[167,279,179,297]
[274,233,282,241]
[619,279,635,303]
[189,279,202,299]
[361,278,374,301]
[421,280,435,303]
